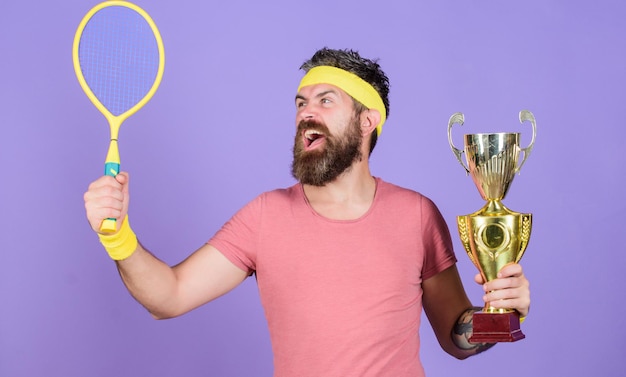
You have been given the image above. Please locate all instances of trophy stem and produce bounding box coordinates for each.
[483,306,515,314]
[478,200,509,216]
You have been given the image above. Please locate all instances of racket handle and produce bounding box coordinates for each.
[100,161,121,233]
[104,161,120,177]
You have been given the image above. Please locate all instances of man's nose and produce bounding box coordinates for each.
[297,103,319,123]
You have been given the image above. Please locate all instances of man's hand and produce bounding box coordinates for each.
[84,172,130,234]
[475,263,530,317]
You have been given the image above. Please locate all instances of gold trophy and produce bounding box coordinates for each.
[447,110,536,343]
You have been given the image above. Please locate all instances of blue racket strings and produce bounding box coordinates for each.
[78,6,159,116]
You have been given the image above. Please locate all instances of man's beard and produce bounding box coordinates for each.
[291,117,363,186]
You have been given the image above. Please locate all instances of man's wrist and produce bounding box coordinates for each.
[98,215,138,261]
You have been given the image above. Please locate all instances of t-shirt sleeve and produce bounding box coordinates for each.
[208,195,263,275]
[420,196,457,280]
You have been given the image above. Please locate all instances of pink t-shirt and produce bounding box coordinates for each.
[209,178,457,376]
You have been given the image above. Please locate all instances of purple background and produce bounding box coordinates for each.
[1,1,624,376]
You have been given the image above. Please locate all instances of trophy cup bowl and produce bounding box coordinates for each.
[448,110,536,343]
[465,132,521,201]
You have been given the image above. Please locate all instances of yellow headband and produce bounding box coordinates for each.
[297,66,387,136]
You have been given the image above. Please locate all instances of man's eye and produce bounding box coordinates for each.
[296,101,306,108]
[321,98,331,104]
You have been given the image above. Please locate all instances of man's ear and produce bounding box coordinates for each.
[360,108,381,137]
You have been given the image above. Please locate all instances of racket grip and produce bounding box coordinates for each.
[100,162,121,233]
[104,162,120,177]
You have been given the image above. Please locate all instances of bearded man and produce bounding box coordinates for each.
[84,47,530,376]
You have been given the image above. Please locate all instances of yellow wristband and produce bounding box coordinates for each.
[98,215,138,261]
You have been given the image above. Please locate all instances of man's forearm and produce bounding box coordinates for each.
[115,241,181,319]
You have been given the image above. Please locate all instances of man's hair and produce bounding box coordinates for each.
[300,48,391,155]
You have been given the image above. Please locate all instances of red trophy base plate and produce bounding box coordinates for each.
[469,311,525,343]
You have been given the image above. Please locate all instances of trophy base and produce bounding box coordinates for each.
[469,311,525,343]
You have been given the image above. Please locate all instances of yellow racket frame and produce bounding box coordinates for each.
[73,0,165,233]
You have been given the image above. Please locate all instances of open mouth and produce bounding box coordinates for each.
[304,129,326,150]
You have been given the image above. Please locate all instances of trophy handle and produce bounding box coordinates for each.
[447,112,470,173]
[517,110,536,173]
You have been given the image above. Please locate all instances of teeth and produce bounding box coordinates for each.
[305,130,323,140]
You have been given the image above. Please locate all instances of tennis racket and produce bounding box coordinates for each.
[73,1,165,233]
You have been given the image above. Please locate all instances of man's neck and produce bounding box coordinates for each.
[302,163,376,220]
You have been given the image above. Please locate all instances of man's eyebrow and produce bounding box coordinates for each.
[294,89,339,102]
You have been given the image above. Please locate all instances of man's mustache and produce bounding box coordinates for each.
[297,119,330,134]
